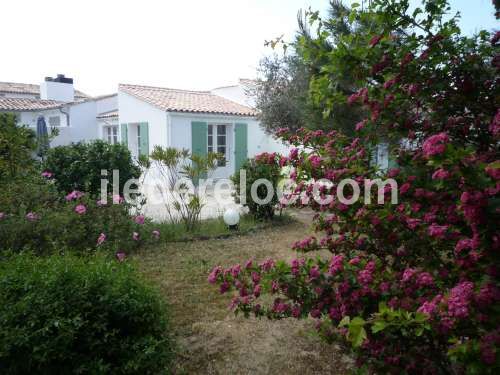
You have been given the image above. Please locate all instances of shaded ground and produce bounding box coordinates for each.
[135,210,352,374]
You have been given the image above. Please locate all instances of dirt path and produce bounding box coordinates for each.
[136,211,352,374]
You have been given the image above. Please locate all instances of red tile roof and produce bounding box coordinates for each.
[0,97,64,111]
[119,83,257,116]
[97,109,118,119]
[0,81,90,99]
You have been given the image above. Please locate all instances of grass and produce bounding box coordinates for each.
[148,213,293,243]
[134,210,353,374]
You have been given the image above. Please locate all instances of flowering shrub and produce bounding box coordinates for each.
[0,253,173,373]
[209,1,500,373]
[231,152,283,220]
[0,180,158,256]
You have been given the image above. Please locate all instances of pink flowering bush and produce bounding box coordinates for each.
[231,152,283,220]
[0,185,156,256]
[209,1,499,373]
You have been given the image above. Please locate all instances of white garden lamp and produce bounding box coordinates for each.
[223,208,240,230]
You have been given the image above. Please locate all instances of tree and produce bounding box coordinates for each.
[0,113,37,179]
[254,1,379,134]
[209,0,500,372]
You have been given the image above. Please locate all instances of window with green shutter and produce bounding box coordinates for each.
[120,123,128,146]
[191,121,208,184]
[234,123,248,173]
[138,122,149,157]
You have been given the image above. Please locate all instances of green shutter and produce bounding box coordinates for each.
[191,121,208,184]
[120,123,128,145]
[234,123,248,173]
[139,122,149,157]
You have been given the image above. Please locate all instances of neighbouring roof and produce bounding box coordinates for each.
[97,109,118,119]
[94,93,117,101]
[0,97,64,111]
[119,83,257,116]
[0,81,90,99]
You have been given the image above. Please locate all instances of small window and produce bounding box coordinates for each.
[48,116,61,127]
[207,124,227,167]
[104,126,119,145]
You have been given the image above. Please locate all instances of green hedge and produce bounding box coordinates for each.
[0,254,174,374]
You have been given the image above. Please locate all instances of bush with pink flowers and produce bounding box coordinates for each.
[209,1,499,373]
[231,152,283,220]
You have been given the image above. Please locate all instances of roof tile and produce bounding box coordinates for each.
[0,97,64,111]
[119,83,256,116]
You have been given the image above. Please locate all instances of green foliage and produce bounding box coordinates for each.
[149,146,220,231]
[0,113,37,178]
[231,153,282,220]
[0,192,140,256]
[43,140,141,196]
[0,253,173,374]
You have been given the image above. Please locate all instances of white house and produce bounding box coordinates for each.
[1,75,290,180]
[0,75,116,147]
[117,82,288,179]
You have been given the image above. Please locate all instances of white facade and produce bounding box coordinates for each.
[118,88,289,180]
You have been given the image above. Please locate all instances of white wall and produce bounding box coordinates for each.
[15,109,73,147]
[68,101,99,143]
[211,85,255,107]
[96,95,117,114]
[210,83,290,157]
[168,112,289,179]
[118,91,168,156]
[40,81,74,102]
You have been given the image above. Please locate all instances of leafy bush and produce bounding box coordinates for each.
[0,174,60,214]
[43,140,141,196]
[0,253,173,374]
[210,1,500,373]
[0,113,37,179]
[0,183,159,255]
[231,152,282,220]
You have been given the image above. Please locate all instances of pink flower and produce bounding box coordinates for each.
[97,233,106,245]
[428,223,448,239]
[387,168,400,178]
[112,194,124,204]
[0,212,5,221]
[485,165,500,180]
[25,212,39,222]
[96,199,107,206]
[74,204,87,215]
[432,168,451,180]
[349,256,361,266]
[309,266,321,280]
[308,155,322,168]
[416,272,434,287]
[65,190,84,201]
[489,109,500,136]
[422,132,449,158]
[289,148,299,160]
[41,170,53,178]
[132,232,140,241]
[115,251,126,262]
[369,34,383,47]
[417,295,442,316]
[328,254,344,275]
[447,281,474,318]
[152,230,160,239]
[134,215,145,225]
[399,182,411,195]
[401,268,416,282]
[355,120,367,131]
[208,266,222,284]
